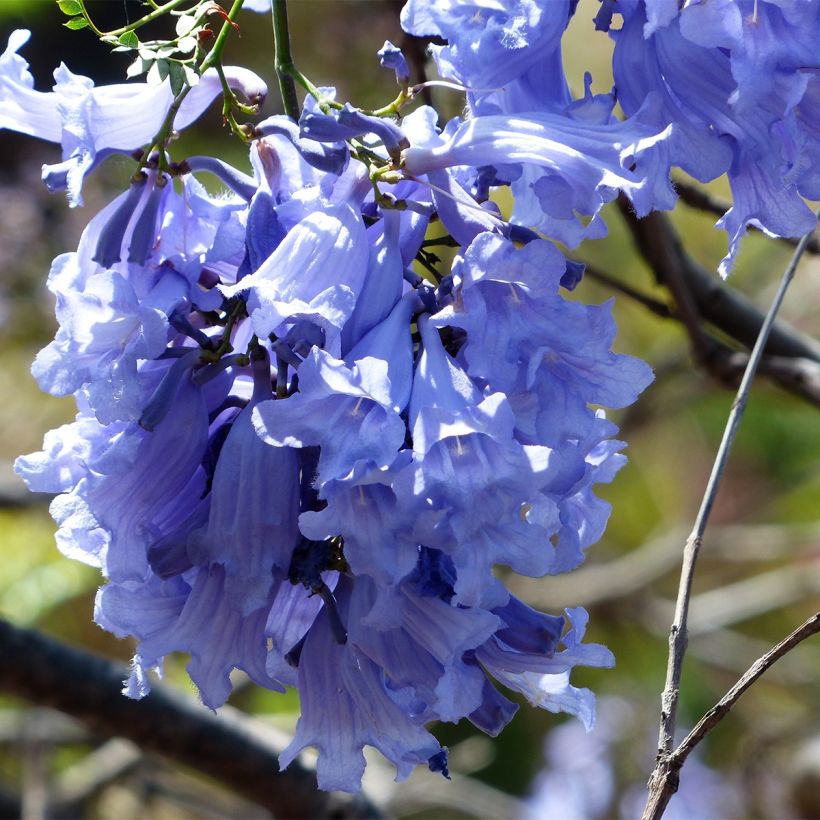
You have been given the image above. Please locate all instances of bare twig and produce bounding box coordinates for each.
[673,178,820,256]
[618,204,820,364]
[0,618,383,819]
[579,257,820,406]
[582,263,675,319]
[699,344,820,407]
[644,613,820,819]
[642,214,819,820]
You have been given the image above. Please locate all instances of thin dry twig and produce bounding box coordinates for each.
[617,203,820,363]
[644,612,820,819]
[641,214,819,820]
[579,257,820,406]
[582,263,675,319]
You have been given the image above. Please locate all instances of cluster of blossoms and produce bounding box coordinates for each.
[5,0,818,793]
[402,0,820,276]
[594,0,820,275]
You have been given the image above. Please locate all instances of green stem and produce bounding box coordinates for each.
[368,88,412,118]
[271,0,301,121]
[141,0,245,169]
[146,85,192,172]
[215,64,260,115]
[87,0,191,38]
[204,298,246,361]
[200,0,246,74]
[75,0,104,36]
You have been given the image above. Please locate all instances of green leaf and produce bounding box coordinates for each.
[147,58,170,86]
[168,61,186,97]
[117,31,139,49]
[63,16,89,30]
[175,13,197,38]
[125,56,148,79]
[183,65,200,88]
[177,36,197,55]
[56,0,83,16]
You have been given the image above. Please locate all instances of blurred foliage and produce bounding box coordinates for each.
[0,1,817,818]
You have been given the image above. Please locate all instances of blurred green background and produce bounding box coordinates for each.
[0,1,818,817]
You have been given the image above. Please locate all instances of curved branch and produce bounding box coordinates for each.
[673,179,820,256]
[617,202,820,363]
[579,260,820,406]
[643,612,820,820]
[0,618,383,819]
[641,214,819,820]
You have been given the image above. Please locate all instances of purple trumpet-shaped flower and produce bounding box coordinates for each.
[0,29,62,140]
[254,116,350,177]
[221,202,369,354]
[432,233,654,435]
[345,292,417,413]
[0,29,267,205]
[263,573,331,685]
[426,169,507,247]
[476,607,615,730]
[341,211,406,354]
[97,565,285,708]
[347,573,500,724]
[253,348,406,484]
[398,317,560,607]
[30,181,228,424]
[16,369,209,579]
[400,0,574,92]
[10,0,668,789]
[298,457,422,587]
[278,576,446,793]
[378,41,411,85]
[403,107,675,246]
[301,104,410,163]
[603,0,820,274]
[187,352,301,615]
[14,397,124,496]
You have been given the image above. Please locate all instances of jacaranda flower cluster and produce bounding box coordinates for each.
[6,0,819,792]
